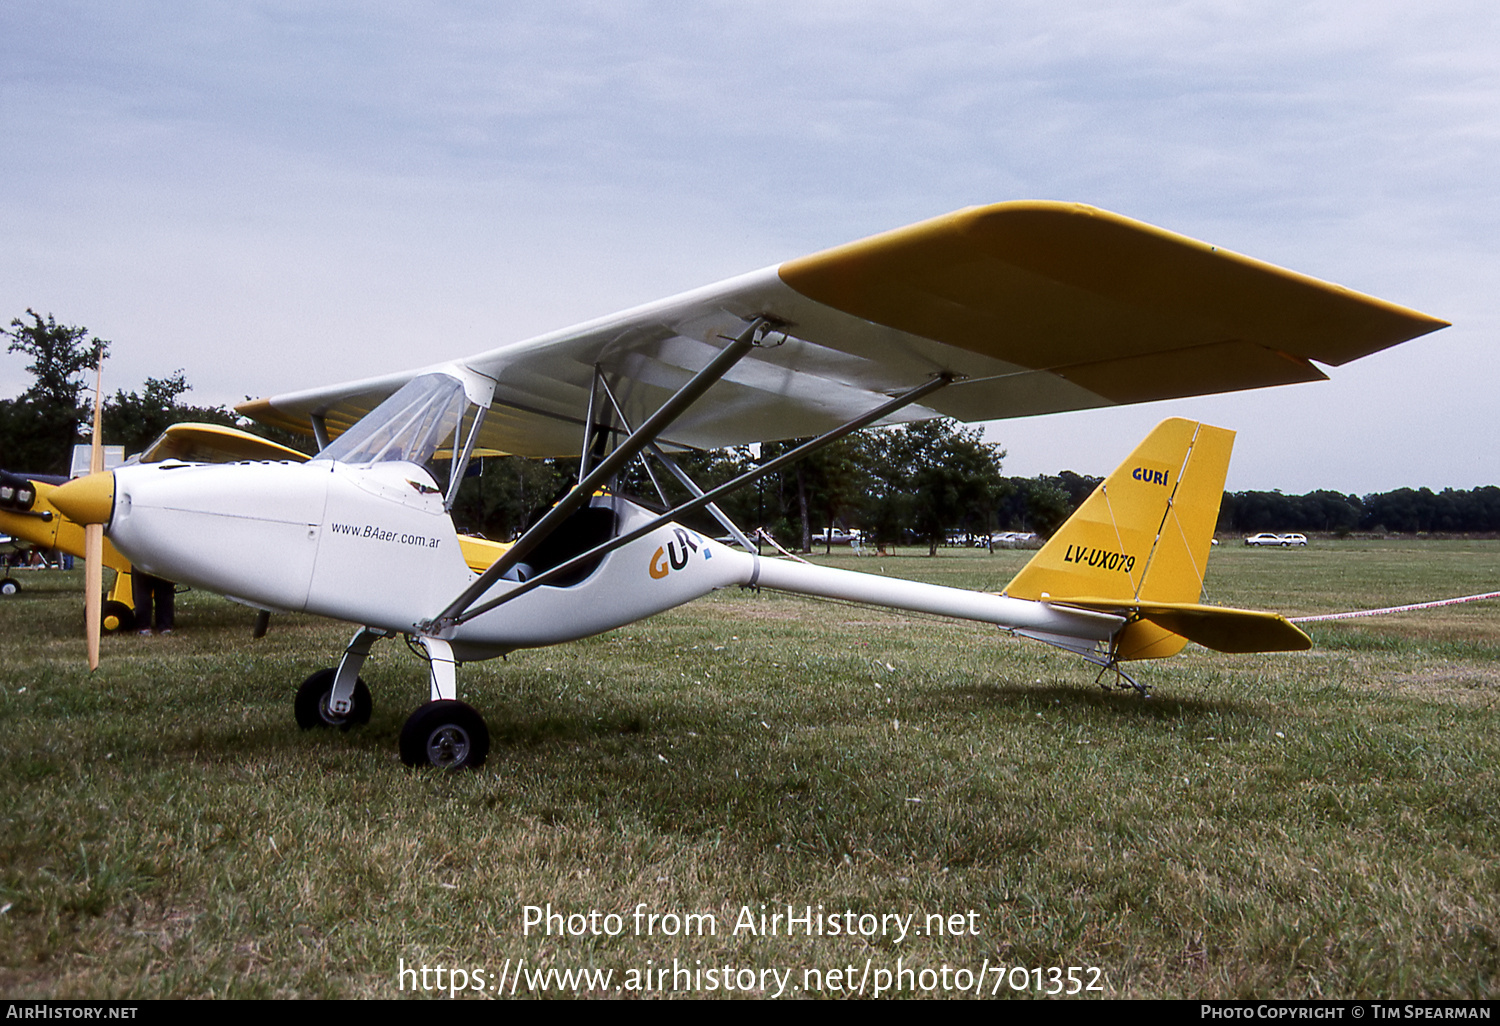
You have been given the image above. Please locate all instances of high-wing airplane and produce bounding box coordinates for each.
[48,202,1447,770]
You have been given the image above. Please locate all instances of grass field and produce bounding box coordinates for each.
[1,539,1497,999]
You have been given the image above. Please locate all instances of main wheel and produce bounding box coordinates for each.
[0,577,19,597]
[101,599,135,633]
[294,668,373,731]
[399,701,490,769]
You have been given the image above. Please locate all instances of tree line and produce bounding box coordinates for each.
[6,310,1498,546]
[1219,487,1500,536]
[452,443,1500,551]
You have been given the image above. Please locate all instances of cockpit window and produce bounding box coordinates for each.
[314,373,469,467]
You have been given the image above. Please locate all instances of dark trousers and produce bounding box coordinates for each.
[131,571,176,632]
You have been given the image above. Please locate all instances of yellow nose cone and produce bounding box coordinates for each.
[50,472,116,527]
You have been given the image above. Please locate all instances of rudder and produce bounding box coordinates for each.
[1004,418,1234,658]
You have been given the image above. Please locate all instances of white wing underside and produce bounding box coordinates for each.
[250,268,1114,457]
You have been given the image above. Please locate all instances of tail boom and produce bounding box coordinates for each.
[751,556,1123,643]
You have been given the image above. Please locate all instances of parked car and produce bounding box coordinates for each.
[1244,532,1308,547]
[975,531,1038,549]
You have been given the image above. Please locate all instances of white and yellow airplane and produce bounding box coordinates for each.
[49,202,1446,769]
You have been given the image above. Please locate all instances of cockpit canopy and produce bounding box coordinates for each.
[314,373,469,468]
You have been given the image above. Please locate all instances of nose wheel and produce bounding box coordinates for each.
[399,700,490,769]
[295,668,373,730]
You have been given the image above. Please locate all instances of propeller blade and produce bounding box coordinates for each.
[85,523,102,669]
[85,357,105,671]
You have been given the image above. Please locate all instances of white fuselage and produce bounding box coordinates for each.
[104,459,756,657]
[103,459,1123,660]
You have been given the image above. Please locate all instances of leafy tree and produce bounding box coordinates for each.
[1055,470,1104,509]
[1,310,109,474]
[866,420,1006,555]
[1022,477,1072,538]
[2,310,264,473]
[4,309,108,407]
[991,475,1081,537]
[449,455,576,541]
[785,434,873,552]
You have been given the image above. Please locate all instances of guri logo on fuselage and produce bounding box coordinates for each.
[1131,464,1171,488]
[649,527,711,580]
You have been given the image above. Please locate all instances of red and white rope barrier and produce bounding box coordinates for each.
[1289,591,1500,623]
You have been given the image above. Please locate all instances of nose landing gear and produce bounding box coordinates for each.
[295,668,374,730]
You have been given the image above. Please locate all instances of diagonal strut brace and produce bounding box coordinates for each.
[647,441,756,553]
[592,367,757,552]
[426,317,782,629]
[426,371,955,631]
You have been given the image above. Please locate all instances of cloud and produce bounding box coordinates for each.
[1,1,1493,490]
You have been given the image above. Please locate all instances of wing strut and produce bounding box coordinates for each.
[577,364,606,483]
[425,370,956,633]
[428,317,784,627]
[589,364,758,553]
[310,413,331,453]
[646,441,756,553]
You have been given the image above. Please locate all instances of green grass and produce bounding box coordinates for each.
[1,541,1497,998]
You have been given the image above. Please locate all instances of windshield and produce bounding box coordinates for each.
[315,373,469,467]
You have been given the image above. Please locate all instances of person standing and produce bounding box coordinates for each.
[131,570,175,634]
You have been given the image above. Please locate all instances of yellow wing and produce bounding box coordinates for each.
[238,201,1446,456]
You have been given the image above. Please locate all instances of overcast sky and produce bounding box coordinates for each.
[2,1,1494,493]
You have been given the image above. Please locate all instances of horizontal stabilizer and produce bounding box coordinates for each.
[1056,597,1312,654]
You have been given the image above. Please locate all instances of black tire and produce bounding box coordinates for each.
[0,577,19,597]
[399,700,490,769]
[101,600,135,633]
[294,668,373,731]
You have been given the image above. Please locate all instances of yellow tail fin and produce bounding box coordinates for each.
[1005,418,1235,659]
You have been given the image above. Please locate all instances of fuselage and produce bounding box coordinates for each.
[93,458,1123,662]
[101,458,755,659]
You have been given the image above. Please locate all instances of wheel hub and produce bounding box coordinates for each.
[426,725,471,768]
[318,694,347,726]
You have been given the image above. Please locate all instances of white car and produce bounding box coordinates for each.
[975,531,1038,548]
[1244,532,1307,547]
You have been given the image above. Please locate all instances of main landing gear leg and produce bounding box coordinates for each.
[422,636,457,702]
[399,636,490,770]
[294,626,384,730]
